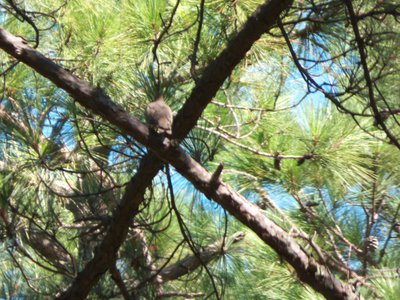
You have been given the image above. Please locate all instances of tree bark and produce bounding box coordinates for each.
[56,154,163,299]
[159,232,245,282]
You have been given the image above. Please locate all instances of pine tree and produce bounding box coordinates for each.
[0,0,399,299]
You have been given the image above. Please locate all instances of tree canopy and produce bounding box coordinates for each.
[0,0,399,299]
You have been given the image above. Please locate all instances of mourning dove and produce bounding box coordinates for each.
[144,94,173,136]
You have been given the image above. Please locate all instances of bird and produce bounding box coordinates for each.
[144,94,173,136]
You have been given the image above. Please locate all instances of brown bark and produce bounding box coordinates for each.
[130,228,163,295]
[156,291,204,299]
[172,0,294,141]
[23,229,72,270]
[159,232,245,282]
[0,1,361,299]
[56,154,163,299]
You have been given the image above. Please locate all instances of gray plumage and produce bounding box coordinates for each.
[144,95,173,135]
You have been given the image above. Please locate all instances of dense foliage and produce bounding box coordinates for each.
[0,0,399,299]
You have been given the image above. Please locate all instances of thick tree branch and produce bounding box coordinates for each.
[56,154,163,299]
[156,291,204,299]
[159,232,245,282]
[0,1,361,298]
[173,0,293,141]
